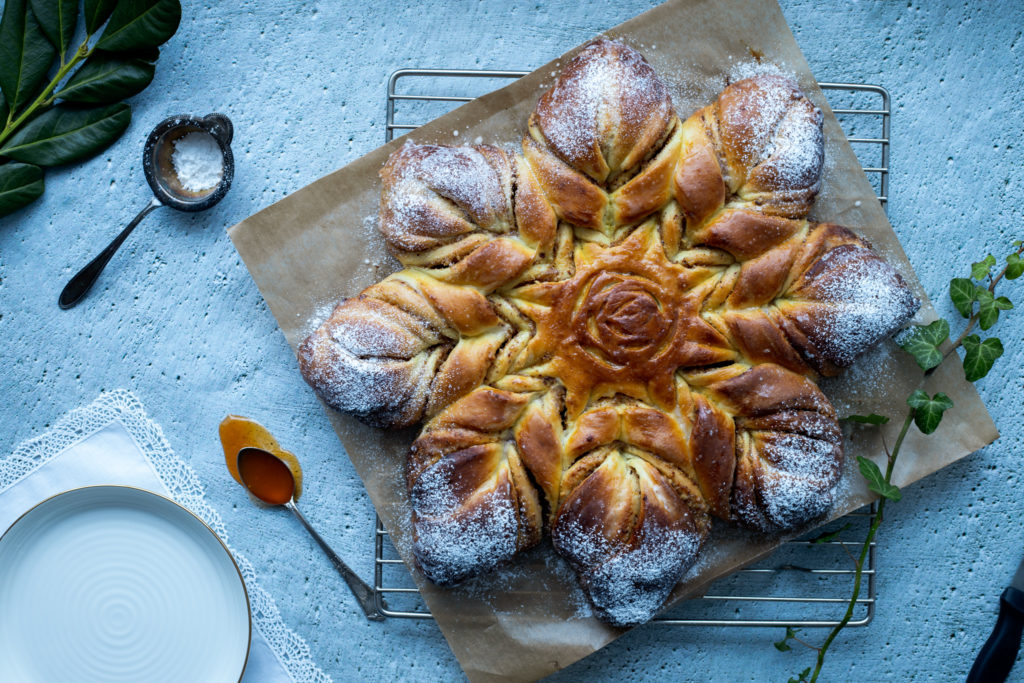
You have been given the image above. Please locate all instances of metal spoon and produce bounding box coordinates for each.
[236,446,384,621]
[58,113,235,309]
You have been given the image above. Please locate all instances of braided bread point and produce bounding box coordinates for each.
[552,399,709,625]
[407,378,556,584]
[524,38,679,233]
[379,142,554,291]
[684,363,843,532]
[297,38,921,625]
[707,221,919,376]
[298,271,510,427]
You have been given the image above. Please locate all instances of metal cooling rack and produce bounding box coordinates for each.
[373,69,891,627]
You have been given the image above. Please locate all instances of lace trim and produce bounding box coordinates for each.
[0,389,331,683]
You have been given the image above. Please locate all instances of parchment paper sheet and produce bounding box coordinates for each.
[228,0,999,679]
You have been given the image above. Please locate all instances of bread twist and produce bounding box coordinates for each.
[298,38,918,625]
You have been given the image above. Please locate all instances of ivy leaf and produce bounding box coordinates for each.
[96,0,182,52]
[907,390,953,435]
[962,335,1003,382]
[897,319,949,370]
[1007,254,1024,280]
[976,290,997,330]
[949,278,977,318]
[774,626,800,652]
[857,456,902,501]
[975,289,1012,330]
[29,0,77,57]
[0,103,131,166]
[84,0,118,34]
[0,162,44,217]
[56,54,155,104]
[809,522,852,544]
[971,254,997,280]
[788,667,812,683]
[0,0,58,113]
[842,413,890,425]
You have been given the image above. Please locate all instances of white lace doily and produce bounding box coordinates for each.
[0,390,331,683]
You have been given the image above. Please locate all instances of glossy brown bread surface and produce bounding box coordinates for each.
[298,39,918,626]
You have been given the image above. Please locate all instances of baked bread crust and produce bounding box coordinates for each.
[298,38,919,625]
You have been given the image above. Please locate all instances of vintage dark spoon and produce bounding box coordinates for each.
[58,113,234,309]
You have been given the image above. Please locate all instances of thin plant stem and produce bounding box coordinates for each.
[839,539,857,565]
[808,410,914,683]
[0,39,92,148]
[791,635,820,652]
[804,297,989,681]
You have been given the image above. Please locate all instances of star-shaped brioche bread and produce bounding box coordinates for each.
[298,39,918,625]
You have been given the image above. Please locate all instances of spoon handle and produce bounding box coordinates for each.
[286,501,385,621]
[59,197,163,309]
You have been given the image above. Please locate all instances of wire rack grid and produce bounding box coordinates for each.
[373,68,891,628]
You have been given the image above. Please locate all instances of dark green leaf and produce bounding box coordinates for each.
[949,278,977,318]
[971,254,996,280]
[897,319,950,370]
[57,54,155,103]
[84,0,118,34]
[0,103,131,166]
[857,455,902,501]
[0,0,58,112]
[907,390,953,435]
[962,335,1003,382]
[96,0,181,52]
[975,290,1008,331]
[774,626,799,652]
[29,0,77,57]
[1006,254,1023,280]
[788,667,812,683]
[1014,240,1024,248]
[809,522,852,544]
[98,45,161,62]
[0,161,44,216]
[842,413,890,425]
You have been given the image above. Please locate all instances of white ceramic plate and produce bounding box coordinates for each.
[0,486,250,682]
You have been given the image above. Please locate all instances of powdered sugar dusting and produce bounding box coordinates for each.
[552,515,701,625]
[537,39,672,180]
[382,143,509,251]
[757,99,824,190]
[808,248,918,365]
[300,330,406,419]
[727,58,792,85]
[412,456,520,584]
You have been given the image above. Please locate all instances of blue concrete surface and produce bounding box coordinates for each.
[2,1,1023,680]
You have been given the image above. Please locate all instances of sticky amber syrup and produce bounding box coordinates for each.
[237,448,295,505]
[219,415,303,500]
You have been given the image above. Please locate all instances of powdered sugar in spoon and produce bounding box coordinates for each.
[58,113,234,309]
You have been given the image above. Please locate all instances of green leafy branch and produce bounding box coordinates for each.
[0,0,181,218]
[775,239,1021,682]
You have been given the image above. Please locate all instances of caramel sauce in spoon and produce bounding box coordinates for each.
[237,448,295,505]
[218,414,384,620]
[219,415,302,500]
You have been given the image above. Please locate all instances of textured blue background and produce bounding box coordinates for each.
[2,1,1023,680]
